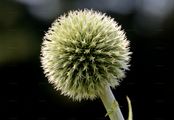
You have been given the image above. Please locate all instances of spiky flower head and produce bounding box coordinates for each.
[41,9,131,101]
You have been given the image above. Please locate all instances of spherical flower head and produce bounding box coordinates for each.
[41,9,131,101]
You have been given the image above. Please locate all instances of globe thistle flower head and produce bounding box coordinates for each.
[41,9,131,101]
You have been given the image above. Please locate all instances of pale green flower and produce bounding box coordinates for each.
[41,9,131,101]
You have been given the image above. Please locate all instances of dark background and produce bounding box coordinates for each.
[1,0,173,120]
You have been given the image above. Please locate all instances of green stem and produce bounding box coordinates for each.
[99,86,124,120]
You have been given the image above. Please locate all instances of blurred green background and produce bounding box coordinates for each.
[1,0,173,120]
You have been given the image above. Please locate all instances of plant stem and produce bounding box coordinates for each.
[99,86,124,120]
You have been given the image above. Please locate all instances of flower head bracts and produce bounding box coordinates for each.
[41,9,131,101]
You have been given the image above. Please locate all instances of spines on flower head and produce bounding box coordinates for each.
[41,9,131,101]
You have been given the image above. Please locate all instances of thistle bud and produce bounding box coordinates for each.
[41,9,131,101]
